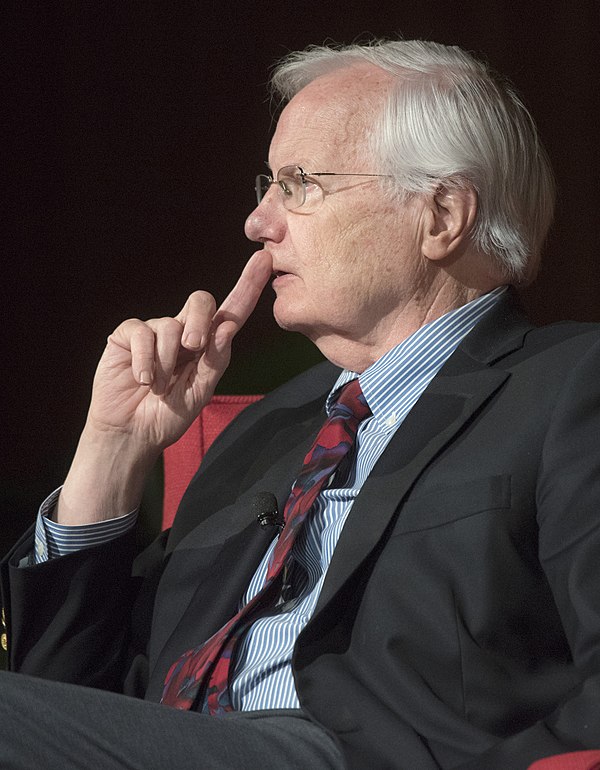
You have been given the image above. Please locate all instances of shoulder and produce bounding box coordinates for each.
[520,320,600,361]
[526,319,600,343]
[467,288,600,366]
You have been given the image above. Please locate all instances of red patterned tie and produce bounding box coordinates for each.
[161,378,371,714]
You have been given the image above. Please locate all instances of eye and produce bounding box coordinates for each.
[279,179,295,198]
[302,177,321,199]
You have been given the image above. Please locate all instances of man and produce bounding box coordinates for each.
[1,39,599,769]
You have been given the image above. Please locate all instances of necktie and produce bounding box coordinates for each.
[161,378,371,714]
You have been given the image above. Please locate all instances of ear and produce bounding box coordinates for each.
[421,184,478,262]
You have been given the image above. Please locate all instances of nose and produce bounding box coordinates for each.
[244,185,287,244]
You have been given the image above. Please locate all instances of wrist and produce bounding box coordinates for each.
[56,424,160,525]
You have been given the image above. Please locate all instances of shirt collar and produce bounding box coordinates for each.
[326,286,508,430]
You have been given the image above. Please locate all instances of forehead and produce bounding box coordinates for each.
[269,63,394,168]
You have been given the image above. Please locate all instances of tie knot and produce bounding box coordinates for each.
[332,378,371,423]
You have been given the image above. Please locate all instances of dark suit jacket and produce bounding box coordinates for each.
[2,292,600,769]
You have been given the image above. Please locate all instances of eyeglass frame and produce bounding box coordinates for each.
[255,164,392,211]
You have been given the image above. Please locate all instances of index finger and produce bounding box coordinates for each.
[212,249,273,333]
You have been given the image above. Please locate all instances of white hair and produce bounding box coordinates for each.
[270,40,556,283]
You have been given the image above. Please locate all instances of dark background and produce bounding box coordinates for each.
[3,1,599,554]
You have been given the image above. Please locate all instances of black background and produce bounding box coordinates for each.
[3,1,599,552]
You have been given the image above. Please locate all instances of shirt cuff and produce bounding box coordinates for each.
[33,487,138,564]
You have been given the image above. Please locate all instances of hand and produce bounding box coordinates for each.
[57,250,272,524]
[88,250,272,450]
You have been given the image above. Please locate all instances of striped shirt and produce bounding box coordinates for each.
[34,285,506,710]
[35,491,137,562]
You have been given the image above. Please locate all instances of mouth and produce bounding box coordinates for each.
[271,270,295,288]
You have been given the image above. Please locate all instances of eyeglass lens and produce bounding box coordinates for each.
[255,166,323,211]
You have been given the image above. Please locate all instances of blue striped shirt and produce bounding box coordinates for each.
[229,286,506,709]
[34,491,137,562]
[34,286,506,710]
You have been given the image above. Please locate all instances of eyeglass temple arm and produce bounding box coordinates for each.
[304,171,391,179]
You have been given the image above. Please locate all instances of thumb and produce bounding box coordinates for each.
[213,318,238,357]
[191,318,238,400]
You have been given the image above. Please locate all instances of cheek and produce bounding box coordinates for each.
[287,224,331,280]
[299,221,361,278]
[287,203,402,292]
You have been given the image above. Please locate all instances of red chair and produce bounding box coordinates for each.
[529,751,600,770]
[162,394,262,529]
[163,396,599,770]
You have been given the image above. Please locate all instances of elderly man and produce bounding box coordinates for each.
[1,39,599,769]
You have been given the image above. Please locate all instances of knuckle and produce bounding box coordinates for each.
[146,316,184,336]
[111,318,153,345]
[115,317,142,332]
[188,290,216,314]
[157,317,185,338]
[130,322,154,343]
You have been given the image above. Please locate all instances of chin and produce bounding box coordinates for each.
[272,300,314,335]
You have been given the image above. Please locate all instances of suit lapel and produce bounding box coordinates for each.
[313,291,535,614]
[314,367,509,613]
[146,402,328,697]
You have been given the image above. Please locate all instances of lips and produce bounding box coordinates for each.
[272,270,295,287]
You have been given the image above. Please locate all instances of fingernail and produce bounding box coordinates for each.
[140,370,153,385]
[184,332,203,349]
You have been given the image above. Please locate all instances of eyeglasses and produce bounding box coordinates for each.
[255,165,391,213]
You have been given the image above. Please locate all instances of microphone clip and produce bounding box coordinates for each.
[252,491,284,531]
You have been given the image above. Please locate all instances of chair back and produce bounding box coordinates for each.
[528,751,600,770]
[162,394,262,529]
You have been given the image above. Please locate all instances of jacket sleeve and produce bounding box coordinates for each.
[0,524,162,694]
